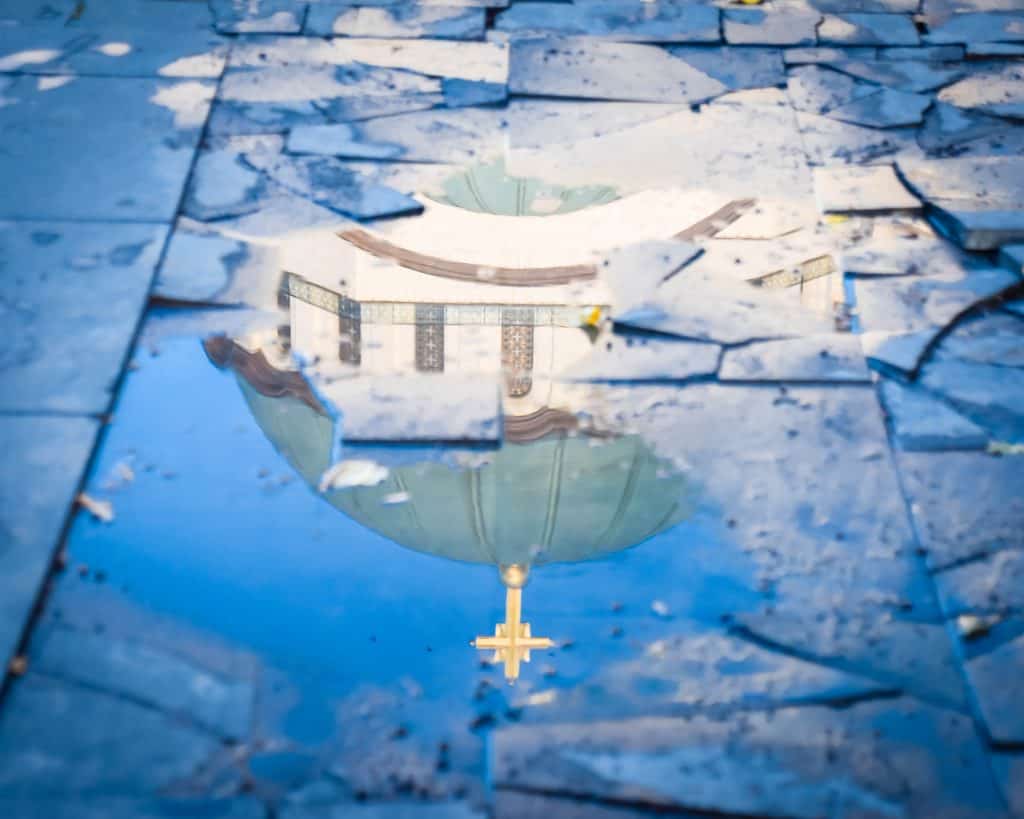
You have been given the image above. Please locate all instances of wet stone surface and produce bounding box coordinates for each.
[1,1,1023,817]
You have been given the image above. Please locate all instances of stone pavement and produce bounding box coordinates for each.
[0,0,1023,818]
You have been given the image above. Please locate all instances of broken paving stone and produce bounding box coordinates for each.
[935,550,1024,617]
[183,149,265,221]
[918,355,1024,440]
[599,240,703,310]
[32,627,253,741]
[897,449,1024,569]
[826,87,932,128]
[878,378,989,451]
[665,46,786,90]
[937,62,1024,119]
[786,64,877,114]
[719,334,869,382]
[493,699,1005,819]
[861,329,939,374]
[878,45,965,60]
[722,8,821,46]
[965,633,1024,745]
[564,337,721,383]
[898,157,1024,251]
[796,111,922,165]
[208,0,305,33]
[304,4,486,40]
[509,38,728,103]
[924,11,1024,45]
[814,164,920,212]
[840,233,973,277]
[818,13,920,46]
[255,154,423,220]
[937,311,1024,367]
[993,754,1024,819]
[917,101,1014,155]
[495,2,721,43]
[967,41,1024,57]
[310,374,502,442]
[825,60,965,93]
[784,46,877,64]
[0,673,221,795]
[156,224,282,308]
[853,265,1019,335]
[806,0,918,10]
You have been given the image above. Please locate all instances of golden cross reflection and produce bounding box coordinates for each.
[472,566,554,683]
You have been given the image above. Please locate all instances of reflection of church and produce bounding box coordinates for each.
[207,162,696,680]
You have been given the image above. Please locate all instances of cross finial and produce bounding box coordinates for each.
[472,567,554,683]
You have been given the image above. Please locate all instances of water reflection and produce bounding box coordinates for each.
[205,232,695,680]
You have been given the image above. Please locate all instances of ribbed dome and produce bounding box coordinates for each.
[237,378,693,568]
[431,159,619,217]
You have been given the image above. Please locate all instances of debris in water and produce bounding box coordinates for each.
[651,599,671,618]
[8,655,27,677]
[77,493,115,523]
[382,491,411,505]
[957,613,999,640]
[987,441,1024,456]
[319,459,389,492]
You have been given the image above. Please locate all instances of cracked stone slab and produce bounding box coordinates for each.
[508,38,728,103]
[965,633,1024,744]
[308,373,502,442]
[719,334,869,382]
[862,329,939,373]
[493,699,1005,819]
[0,672,221,797]
[807,0,918,10]
[853,265,1019,335]
[564,336,721,383]
[918,355,1024,440]
[967,41,1024,56]
[814,164,920,212]
[0,75,212,220]
[917,102,1019,156]
[0,0,229,77]
[723,8,822,46]
[825,59,965,93]
[495,2,721,43]
[286,106,499,163]
[878,45,966,60]
[600,240,704,310]
[784,46,877,64]
[937,311,1024,367]
[154,221,282,308]
[183,148,265,221]
[879,378,989,450]
[209,0,306,33]
[31,626,253,741]
[925,11,1024,44]
[934,549,1024,616]
[937,62,1024,119]
[664,46,787,90]
[251,154,423,221]
[819,13,921,45]
[840,231,975,277]
[0,221,167,413]
[796,111,922,165]
[896,450,1024,569]
[826,87,932,128]
[544,630,895,724]
[786,64,878,114]
[0,416,98,676]
[304,4,486,40]
[898,157,1024,250]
